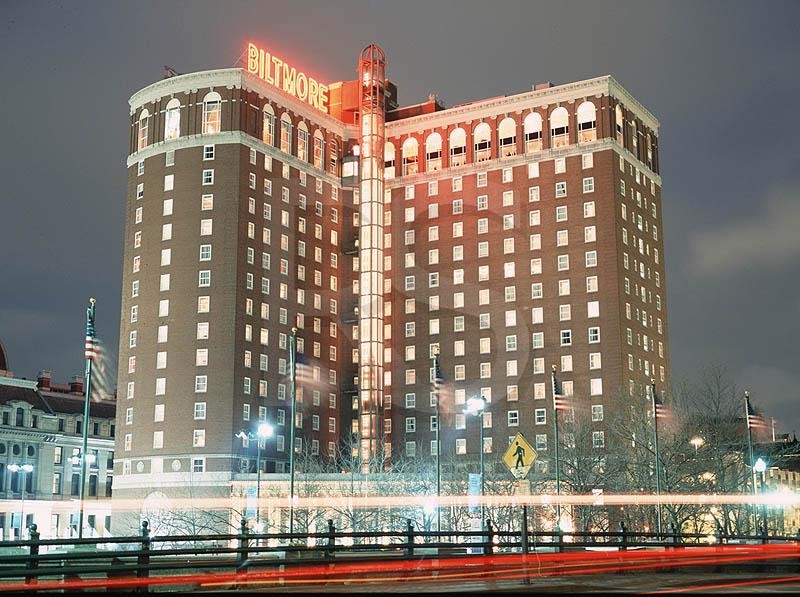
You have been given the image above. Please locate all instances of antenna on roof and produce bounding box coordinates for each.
[163,65,181,79]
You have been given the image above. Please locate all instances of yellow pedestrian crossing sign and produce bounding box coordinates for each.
[503,433,537,480]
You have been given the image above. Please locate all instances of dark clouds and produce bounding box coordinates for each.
[1,0,798,431]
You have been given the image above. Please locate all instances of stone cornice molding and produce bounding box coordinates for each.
[129,69,350,137]
[386,76,659,138]
[127,131,344,188]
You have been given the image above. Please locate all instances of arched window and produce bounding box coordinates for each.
[297,121,309,161]
[164,99,180,141]
[262,104,275,146]
[524,112,543,153]
[402,137,419,176]
[280,113,293,154]
[498,117,517,157]
[473,122,491,162]
[631,120,638,157]
[425,132,442,172]
[550,106,569,148]
[313,130,325,169]
[615,104,624,145]
[329,139,338,175]
[202,92,221,135]
[137,109,150,151]
[577,101,597,143]
[449,128,466,167]
[384,142,396,179]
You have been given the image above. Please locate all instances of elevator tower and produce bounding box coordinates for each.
[357,44,387,469]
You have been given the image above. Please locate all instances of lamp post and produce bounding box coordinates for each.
[236,421,274,529]
[8,464,33,539]
[466,395,488,529]
[690,436,705,456]
[754,457,767,535]
[288,327,297,536]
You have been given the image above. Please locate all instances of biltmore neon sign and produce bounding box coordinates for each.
[246,43,329,113]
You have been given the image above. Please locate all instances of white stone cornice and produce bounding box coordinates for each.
[126,131,343,188]
[386,75,659,137]
[128,68,351,138]
[608,75,660,134]
[0,376,38,389]
[129,69,244,113]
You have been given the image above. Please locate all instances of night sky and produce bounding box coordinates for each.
[1,1,798,432]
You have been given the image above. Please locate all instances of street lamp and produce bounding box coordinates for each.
[8,464,34,539]
[466,395,488,529]
[236,421,275,528]
[690,437,705,455]
[754,457,767,535]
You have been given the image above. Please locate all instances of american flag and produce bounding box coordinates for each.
[651,384,667,419]
[89,338,117,402]
[432,354,443,401]
[746,394,768,430]
[552,367,570,412]
[293,352,316,384]
[84,299,97,360]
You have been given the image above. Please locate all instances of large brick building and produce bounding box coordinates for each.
[115,43,669,524]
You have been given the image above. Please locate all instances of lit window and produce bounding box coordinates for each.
[202,93,221,134]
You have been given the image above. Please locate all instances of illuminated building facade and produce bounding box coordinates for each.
[0,346,116,540]
[116,42,669,523]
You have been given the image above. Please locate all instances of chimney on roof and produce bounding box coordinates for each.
[69,375,84,394]
[534,82,554,90]
[37,370,51,390]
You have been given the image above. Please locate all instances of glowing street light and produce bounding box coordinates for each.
[466,395,488,529]
[690,437,705,455]
[8,464,34,539]
[754,457,768,535]
[236,421,275,528]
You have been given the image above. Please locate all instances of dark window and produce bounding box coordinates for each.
[25,473,33,493]
[15,408,24,426]
[104,515,112,533]
[75,420,81,434]
[10,470,19,493]
[2,411,8,425]
[88,475,97,497]
[31,415,38,428]
[0,464,5,491]
[58,418,64,432]
[93,423,99,436]
[105,476,113,497]
[107,452,114,469]
[26,446,35,457]
[87,514,96,531]
[70,474,80,497]
[110,424,115,438]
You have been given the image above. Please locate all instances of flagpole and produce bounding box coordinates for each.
[650,381,663,537]
[433,352,441,535]
[745,391,758,534]
[289,327,297,536]
[78,298,96,539]
[551,366,561,529]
